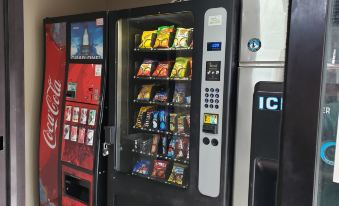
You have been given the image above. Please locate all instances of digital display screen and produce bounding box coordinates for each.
[207,42,222,51]
[203,113,218,125]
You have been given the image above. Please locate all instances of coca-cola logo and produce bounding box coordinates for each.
[43,76,62,149]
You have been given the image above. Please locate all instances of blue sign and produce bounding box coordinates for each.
[320,141,336,166]
[258,96,283,111]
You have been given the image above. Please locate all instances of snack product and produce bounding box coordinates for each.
[152,111,159,130]
[154,26,175,48]
[175,137,189,159]
[170,113,178,132]
[167,136,177,158]
[153,87,168,102]
[173,83,187,104]
[136,60,157,77]
[172,28,193,48]
[152,61,173,78]
[139,31,156,49]
[159,110,168,131]
[133,159,151,176]
[170,57,191,78]
[151,160,168,179]
[135,106,152,128]
[150,134,160,155]
[168,163,187,185]
[137,84,154,101]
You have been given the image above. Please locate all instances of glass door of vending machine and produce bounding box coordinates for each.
[105,1,239,206]
[114,12,194,187]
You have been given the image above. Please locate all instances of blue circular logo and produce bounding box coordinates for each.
[320,141,336,166]
[248,38,261,52]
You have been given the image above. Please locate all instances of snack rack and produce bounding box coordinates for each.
[112,12,194,189]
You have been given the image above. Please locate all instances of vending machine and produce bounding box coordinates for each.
[232,0,288,205]
[39,12,108,206]
[104,0,240,206]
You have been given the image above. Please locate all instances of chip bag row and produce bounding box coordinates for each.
[138,26,193,49]
[132,158,188,185]
[133,134,190,160]
[136,57,192,79]
[136,83,191,104]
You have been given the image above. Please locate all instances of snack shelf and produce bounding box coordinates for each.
[133,76,192,81]
[131,149,190,164]
[132,126,190,137]
[131,172,188,189]
[134,47,193,52]
[133,99,191,108]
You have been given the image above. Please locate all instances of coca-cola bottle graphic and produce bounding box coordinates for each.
[81,25,90,56]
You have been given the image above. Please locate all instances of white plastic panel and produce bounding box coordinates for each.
[198,7,227,198]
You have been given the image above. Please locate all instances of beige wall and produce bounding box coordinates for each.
[24,0,171,205]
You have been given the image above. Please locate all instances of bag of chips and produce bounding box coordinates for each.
[170,57,190,78]
[152,61,173,78]
[137,84,154,101]
[153,87,168,102]
[150,134,160,155]
[152,111,159,130]
[151,160,169,179]
[172,28,193,48]
[170,113,178,132]
[175,137,189,159]
[143,110,153,128]
[186,114,191,130]
[154,26,175,48]
[136,60,157,77]
[173,83,187,104]
[168,163,187,185]
[177,115,186,133]
[135,106,152,128]
[167,136,177,158]
[159,110,168,131]
[139,30,156,49]
[132,159,151,176]
[160,136,168,155]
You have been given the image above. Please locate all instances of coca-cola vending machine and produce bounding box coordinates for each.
[38,12,107,206]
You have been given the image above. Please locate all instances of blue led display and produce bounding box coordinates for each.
[207,42,222,51]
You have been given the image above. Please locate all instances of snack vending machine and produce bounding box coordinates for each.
[105,0,239,206]
[39,12,107,206]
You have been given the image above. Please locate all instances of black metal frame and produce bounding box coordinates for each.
[277,0,330,205]
[2,0,25,205]
[107,1,240,206]
[41,11,108,206]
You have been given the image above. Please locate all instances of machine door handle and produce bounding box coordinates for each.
[249,158,278,206]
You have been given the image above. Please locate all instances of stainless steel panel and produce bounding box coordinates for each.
[240,0,289,63]
[232,66,284,206]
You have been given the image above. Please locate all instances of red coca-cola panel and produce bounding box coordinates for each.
[39,22,67,206]
[62,165,93,206]
[61,101,99,170]
[66,64,103,105]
